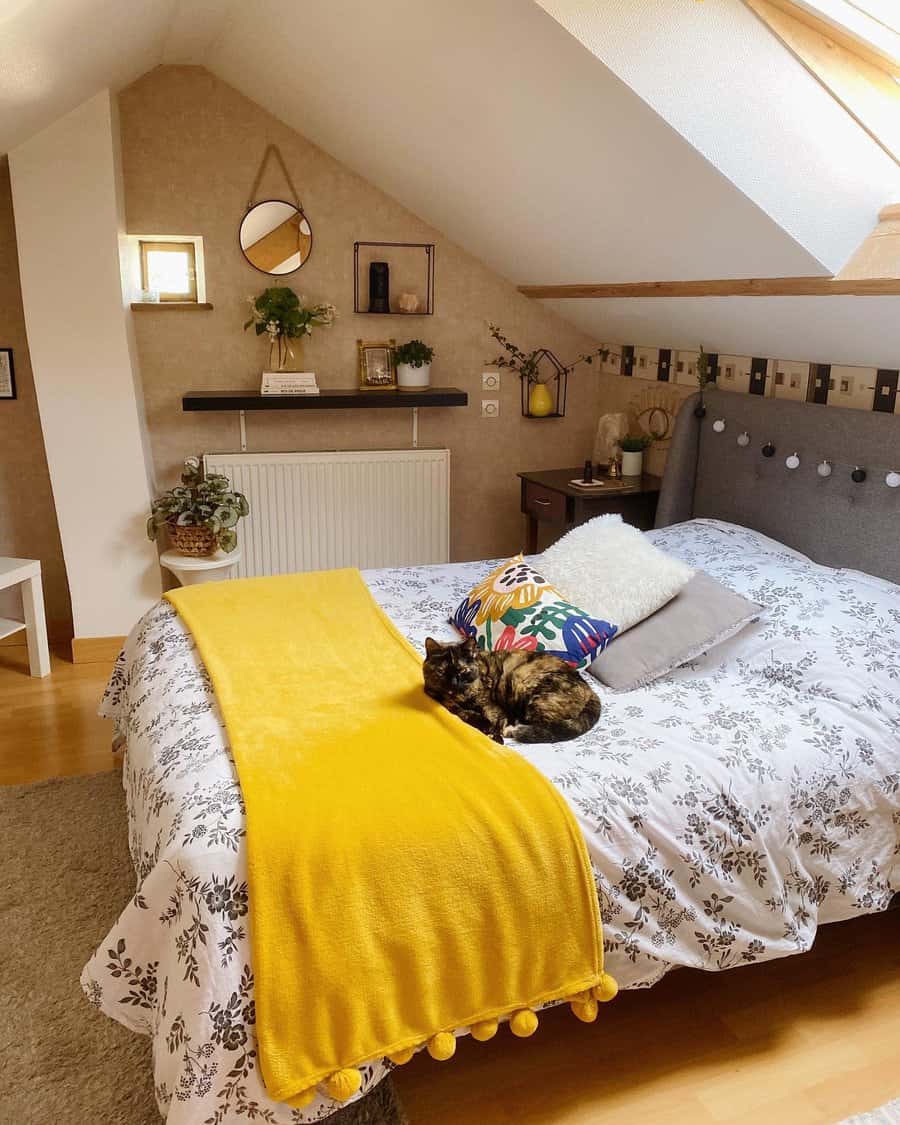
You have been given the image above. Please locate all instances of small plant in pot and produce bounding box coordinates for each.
[147,457,250,557]
[618,434,653,477]
[394,339,434,390]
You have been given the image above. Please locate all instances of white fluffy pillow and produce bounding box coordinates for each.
[538,515,693,634]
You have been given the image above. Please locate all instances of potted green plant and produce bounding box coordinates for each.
[394,339,434,390]
[244,286,336,371]
[147,457,250,557]
[618,434,653,477]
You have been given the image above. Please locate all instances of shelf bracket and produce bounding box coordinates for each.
[239,410,247,452]
[411,407,419,450]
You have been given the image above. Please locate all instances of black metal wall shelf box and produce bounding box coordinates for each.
[353,241,435,315]
[182,388,467,411]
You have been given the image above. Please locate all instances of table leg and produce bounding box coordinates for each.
[525,514,539,555]
[22,572,51,677]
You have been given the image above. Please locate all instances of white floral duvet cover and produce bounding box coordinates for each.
[82,519,900,1124]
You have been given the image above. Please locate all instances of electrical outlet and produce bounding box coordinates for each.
[481,398,500,418]
[482,371,500,391]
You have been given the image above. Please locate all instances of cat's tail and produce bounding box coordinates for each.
[504,693,601,744]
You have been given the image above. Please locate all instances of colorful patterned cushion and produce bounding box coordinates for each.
[451,555,618,669]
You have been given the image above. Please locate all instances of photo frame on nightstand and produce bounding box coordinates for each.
[0,349,16,400]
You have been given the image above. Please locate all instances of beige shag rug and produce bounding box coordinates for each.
[0,771,407,1125]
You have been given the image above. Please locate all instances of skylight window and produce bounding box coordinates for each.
[785,0,900,69]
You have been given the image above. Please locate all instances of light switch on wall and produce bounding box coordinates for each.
[482,371,500,391]
[481,399,500,418]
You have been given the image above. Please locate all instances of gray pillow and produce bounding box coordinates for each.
[588,570,763,692]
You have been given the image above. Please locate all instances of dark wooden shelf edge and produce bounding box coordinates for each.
[182,387,468,411]
[132,302,214,311]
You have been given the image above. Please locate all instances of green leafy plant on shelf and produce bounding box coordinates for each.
[147,457,250,555]
[244,286,336,370]
[619,434,654,453]
[393,339,434,367]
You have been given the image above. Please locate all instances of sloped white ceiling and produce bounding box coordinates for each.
[202,0,827,285]
[0,0,237,154]
[3,0,898,365]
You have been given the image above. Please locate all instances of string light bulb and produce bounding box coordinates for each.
[817,461,832,478]
[785,453,800,470]
[851,467,867,483]
[886,471,900,488]
[737,431,750,447]
[712,419,726,433]
[762,442,776,458]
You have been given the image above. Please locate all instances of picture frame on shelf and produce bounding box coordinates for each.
[358,339,397,390]
[0,349,15,400]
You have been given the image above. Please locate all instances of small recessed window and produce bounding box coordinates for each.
[140,241,198,302]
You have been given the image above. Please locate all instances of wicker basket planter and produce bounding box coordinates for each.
[168,522,217,557]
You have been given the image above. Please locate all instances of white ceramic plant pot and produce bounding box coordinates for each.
[621,450,643,477]
[397,362,431,390]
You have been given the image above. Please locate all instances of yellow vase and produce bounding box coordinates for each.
[528,382,555,417]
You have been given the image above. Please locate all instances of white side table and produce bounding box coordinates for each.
[0,557,51,677]
[160,547,242,587]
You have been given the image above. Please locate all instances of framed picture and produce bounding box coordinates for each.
[358,339,396,390]
[0,349,15,400]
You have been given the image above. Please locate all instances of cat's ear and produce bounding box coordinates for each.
[461,635,477,652]
[424,637,441,657]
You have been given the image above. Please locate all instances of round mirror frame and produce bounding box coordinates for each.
[239,198,313,276]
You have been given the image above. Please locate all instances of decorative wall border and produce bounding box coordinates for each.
[599,342,900,415]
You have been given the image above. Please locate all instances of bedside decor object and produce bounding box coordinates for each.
[368,262,390,313]
[451,554,617,669]
[0,348,15,399]
[244,287,336,372]
[487,324,609,419]
[593,412,628,467]
[618,433,653,477]
[358,340,397,389]
[147,457,249,557]
[354,242,435,315]
[394,339,434,390]
[240,145,312,275]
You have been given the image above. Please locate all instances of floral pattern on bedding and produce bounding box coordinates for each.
[82,519,900,1123]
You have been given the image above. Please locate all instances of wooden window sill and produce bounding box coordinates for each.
[131,302,214,311]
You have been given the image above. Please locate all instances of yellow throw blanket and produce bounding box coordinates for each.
[166,569,615,1107]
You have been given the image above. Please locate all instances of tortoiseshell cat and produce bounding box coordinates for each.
[423,636,601,744]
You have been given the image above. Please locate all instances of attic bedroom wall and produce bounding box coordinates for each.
[118,66,671,562]
[0,157,71,641]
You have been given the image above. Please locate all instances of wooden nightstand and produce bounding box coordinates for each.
[518,468,662,554]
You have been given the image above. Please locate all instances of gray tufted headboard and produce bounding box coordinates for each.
[656,387,900,584]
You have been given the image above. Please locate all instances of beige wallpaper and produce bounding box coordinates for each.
[0,157,72,640]
[119,67,679,562]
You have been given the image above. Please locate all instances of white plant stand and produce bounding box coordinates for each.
[0,557,51,677]
[160,547,242,587]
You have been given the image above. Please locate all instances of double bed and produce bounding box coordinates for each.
[82,390,900,1123]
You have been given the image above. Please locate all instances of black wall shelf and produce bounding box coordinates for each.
[353,241,435,315]
[183,387,467,412]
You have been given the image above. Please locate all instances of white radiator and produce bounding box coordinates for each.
[203,449,450,577]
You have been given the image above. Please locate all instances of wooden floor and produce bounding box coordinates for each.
[2,644,898,1124]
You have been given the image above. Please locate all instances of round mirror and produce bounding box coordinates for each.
[239,199,312,275]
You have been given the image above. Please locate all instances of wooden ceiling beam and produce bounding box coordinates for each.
[518,276,900,299]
